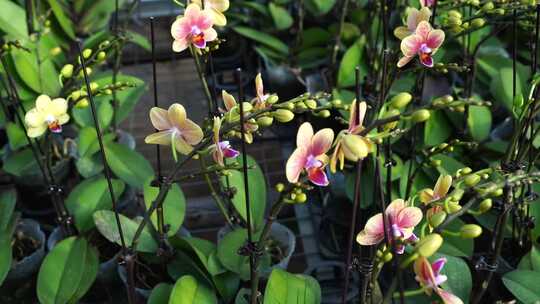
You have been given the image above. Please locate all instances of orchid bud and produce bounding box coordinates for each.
[50,47,61,56]
[491,188,503,197]
[285,102,295,110]
[295,193,307,203]
[416,234,443,257]
[61,64,74,78]
[331,99,342,107]
[464,174,481,187]
[242,102,253,112]
[478,199,492,213]
[482,2,495,11]
[104,89,113,95]
[383,252,393,262]
[460,167,472,175]
[273,109,295,122]
[469,0,480,5]
[75,98,89,108]
[447,16,463,26]
[411,109,431,123]
[451,189,464,201]
[342,134,370,161]
[82,48,92,59]
[97,51,106,61]
[275,183,285,192]
[295,103,308,110]
[460,224,482,238]
[472,18,486,28]
[430,159,442,167]
[448,10,462,18]
[318,110,331,118]
[89,82,99,92]
[305,99,317,109]
[389,92,412,109]
[383,109,400,131]
[429,211,447,228]
[257,116,273,127]
[448,201,462,213]
[267,95,279,104]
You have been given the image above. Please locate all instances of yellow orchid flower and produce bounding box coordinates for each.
[419,174,452,205]
[144,103,204,156]
[192,0,230,26]
[24,95,69,138]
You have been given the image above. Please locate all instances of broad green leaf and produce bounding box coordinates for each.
[46,0,76,39]
[467,105,491,141]
[127,30,151,51]
[167,250,214,286]
[518,246,540,272]
[143,179,186,236]
[72,99,113,130]
[0,187,17,231]
[80,0,126,32]
[424,110,451,146]
[268,3,293,30]
[37,237,98,304]
[301,28,331,49]
[169,275,217,304]
[170,237,224,276]
[75,155,104,178]
[148,283,173,304]
[6,122,27,150]
[66,177,125,232]
[297,47,329,69]
[233,26,289,55]
[337,37,366,88]
[305,0,336,16]
[219,155,266,231]
[431,154,466,176]
[105,142,154,189]
[93,210,157,253]
[502,270,540,304]
[438,219,473,257]
[3,148,38,177]
[490,67,521,112]
[0,233,12,286]
[0,0,28,40]
[434,254,472,303]
[263,269,321,304]
[10,48,60,96]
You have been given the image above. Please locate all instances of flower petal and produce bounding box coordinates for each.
[397,206,423,228]
[296,122,314,149]
[431,258,446,276]
[180,118,204,145]
[397,56,414,68]
[222,90,237,111]
[150,107,172,130]
[427,29,445,50]
[255,73,264,100]
[173,39,189,52]
[145,130,173,146]
[57,113,70,125]
[437,288,464,304]
[434,174,452,199]
[401,34,422,57]
[286,147,308,183]
[174,136,194,154]
[171,18,190,40]
[307,167,329,186]
[50,98,68,116]
[208,0,229,12]
[406,8,421,31]
[357,213,385,245]
[204,27,218,42]
[356,229,384,246]
[35,95,51,112]
[27,125,47,138]
[385,199,406,222]
[168,103,187,128]
[311,128,334,155]
[394,27,412,40]
[207,8,227,26]
[25,108,44,128]
[415,21,433,39]
[419,188,435,204]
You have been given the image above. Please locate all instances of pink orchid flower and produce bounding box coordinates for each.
[286,122,334,186]
[211,116,239,166]
[397,21,445,68]
[420,0,436,7]
[356,199,423,253]
[145,103,204,155]
[414,257,464,304]
[170,4,218,52]
[394,7,432,40]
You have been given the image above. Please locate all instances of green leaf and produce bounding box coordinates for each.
[337,37,366,88]
[424,110,451,146]
[10,48,60,96]
[80,0,126,33]
[263,269,321,304]
[0,188,16,231]
[171,237,224,276]
[0,233,13,286]
[219,154,266,231]
[502,270,540,304]
[301,28,331,49]
[93,210,158,253]
[105,142,154,189]
[143,179,186,236]
[305,0,336,16]
[438,219,473,257]
[216,228,270,280]
[467,105,492,141]
[490,66,522,112]
[37,237,98,304]
[46,0,76,39]
[431,154,466,176]
[169,275,217,304]
[167,250,214,286]
[233,26,289,55]
[149,283,173,304]
[127,30,151,51]
[434,254,472,303]
[72,99,113,130]
[93,74,146,124]
[0,0,28,40]
[519,245,540,272]
[6,122,27,150]
[268,3,293,30]
[3,148,37,177]
[66,177,125,232]
[77,127,115,158]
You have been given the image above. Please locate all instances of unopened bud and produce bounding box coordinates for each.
[50,47,61,56]
[447,16,463,26]
[383,252,393,262]
[389,92,412,109]
[82,48,92,59]
[411,109,431,123]
[257,116,273,127]
[460,167,472,175]
[478,199,492,213]
[383,109,400,130]
[75,98,89,108]
[273,109,295,123]
[448,201,462,213]
[89,82,99,92]
[295,193,307,203]
[342,134,370,161]
[305,99,317,109]
[267,95,279,104]
[416,234,443,257]
[472,18,486,28]
[331,99,342,107]
[482,2,495,11]
[97,51,106,61]
[429,211,447,228]
[491,188,503,197]
[60,64,74,78]
[295,103,308,110]
[464,174,481,187]
[460,224,482,238]
[448,10,462,18]
[318,110,331,118]
[430,159,442,167]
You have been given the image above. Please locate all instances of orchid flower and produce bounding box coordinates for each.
[254,73,270,108]
[210,116,239,166]
[221,90,258,143]
[191,0,229,26]
[397,21,445,68]
[286,122,334,186]
[24,95,69,138]
[414,257,464,304]
[145,103,204,157]
[394,7,432,40]
[356,199,422,253]
[171,4,217,52]
[330,100,374,173]
[419,174,452,204]
[420,0,436,7]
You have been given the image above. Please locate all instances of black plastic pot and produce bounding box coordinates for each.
[4,219,46,283]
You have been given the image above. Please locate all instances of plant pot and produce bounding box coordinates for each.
[217,222,296,277]
[5,219,46,283]
[47,227,120,284]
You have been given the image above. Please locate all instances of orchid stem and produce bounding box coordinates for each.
[200,156,234,227]
[190,46,214,116]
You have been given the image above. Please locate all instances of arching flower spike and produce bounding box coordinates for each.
[171,4,217,52]
[25,95,69,138]
[397,21,445,68]
[286,122,334,186]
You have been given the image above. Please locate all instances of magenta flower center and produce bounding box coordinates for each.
[305,154,322,170]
